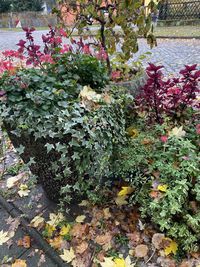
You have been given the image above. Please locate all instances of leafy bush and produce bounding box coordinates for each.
[136,63,200,123]
[113,63,200,253]
[0,63,127,203]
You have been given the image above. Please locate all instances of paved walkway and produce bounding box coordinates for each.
[0,30,200,74]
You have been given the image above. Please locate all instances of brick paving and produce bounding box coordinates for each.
[0,30,200,74]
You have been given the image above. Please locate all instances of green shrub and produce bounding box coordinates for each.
[50,53,109,92]
[0,64,127,203]
[114,122,200,252]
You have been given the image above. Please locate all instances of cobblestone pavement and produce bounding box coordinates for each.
[0,30,200,74]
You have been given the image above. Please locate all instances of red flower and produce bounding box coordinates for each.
[196,124,200,135]
[160,135,168,143]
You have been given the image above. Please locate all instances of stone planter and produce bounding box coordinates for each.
[112,71,147,96]
[4,123,75,202]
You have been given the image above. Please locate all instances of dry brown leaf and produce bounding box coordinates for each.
[75,241,88,254]
[49,236,63,249]
[103,208,112,220]
[71,224,89,238]
[71,249,92,267]
[152,233,165,249]
[135,244,149,258]
[127,231,140,246]
[95,233,112,246]
[17,235,31,248]
[11,259,27,267]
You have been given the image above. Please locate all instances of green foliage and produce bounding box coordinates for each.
[50,53,109,92]
[114,123,200,252]
[0,0,12,13]
[12,0,44,12]
[57,0,157,73]
[0,55,128,204]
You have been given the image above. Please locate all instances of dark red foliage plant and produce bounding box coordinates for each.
[136,63,200,123]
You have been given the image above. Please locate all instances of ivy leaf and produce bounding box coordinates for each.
[60,247,75,263]
[164,238,178,255]
[118,186,134,196]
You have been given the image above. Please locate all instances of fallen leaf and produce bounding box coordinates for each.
[75,241,89,254]
[152,233,165,249]
[118,186,134,196]
[135,244,149,258]
[18,184,30,197]
[60,247,75,263]
[47,213,65,226]
[44,224,56,238]
[103,208,112,219]
[114,258,126,267]
[71,224,89,238]
[12,259,27,267]
[170,126,186,138]
[99,257,115,267]
[49,236,63,249]
[78,200,89,207]
[75,215,86,223]
[157,184,168,192]
[30,215,44,228]
[60,225,71,236]
[163,238,178,255]
[6,172,27,188]
[95,233,112,246]
[115,195,128,206]
[17,235,31,248]
[0,230,11,245]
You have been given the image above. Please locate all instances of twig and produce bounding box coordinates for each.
[145,249,156,264]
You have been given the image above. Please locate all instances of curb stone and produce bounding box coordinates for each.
[0,194,69,267]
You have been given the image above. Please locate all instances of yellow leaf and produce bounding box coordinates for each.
[75,215,86,223]
[170,126,186,138]
[126,127,139,138]
[45,224,56,237]
[30,215,44,228]
[99,257,115,267]
[60,247,75,263]
[164,238,178,255]
[12,259,27,267]
[0,230,10,245]
[18,184,30,197]
[157,184,168,192]
[47,212,65,226]
[118,186,134,196]
[60,225,71,236]
[114,258,126,267]
[115,195,128,206]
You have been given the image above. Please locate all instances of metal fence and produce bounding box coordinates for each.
[158,0,200,20]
